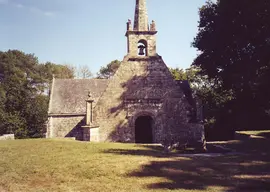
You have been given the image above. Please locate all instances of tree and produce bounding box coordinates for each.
[0,50,74,138]
[193,1,270,131]
[97,60,121,79]
[77,65,93,79]
[0,50,45,137]
[169,66,234,140]
[39,62,76,80]
[24,95,49,138]
[169,68,187,80]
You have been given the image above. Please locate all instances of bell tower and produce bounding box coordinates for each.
[126,0,157,57]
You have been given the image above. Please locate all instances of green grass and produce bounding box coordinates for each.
[237,130,270,139]
[1,132,270,192]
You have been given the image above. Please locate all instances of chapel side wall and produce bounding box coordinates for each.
[160,95,205,147]
[50,116,85,140]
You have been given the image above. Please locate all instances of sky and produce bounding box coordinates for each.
[0,0,208,74]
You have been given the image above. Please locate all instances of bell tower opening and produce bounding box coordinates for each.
[137,40,147,56]
[135,115,153,143]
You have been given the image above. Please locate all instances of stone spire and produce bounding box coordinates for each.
[133,0,149,31]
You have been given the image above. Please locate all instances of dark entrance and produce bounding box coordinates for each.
[135,116,153,143]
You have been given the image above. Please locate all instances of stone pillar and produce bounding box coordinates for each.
[82,92,95,141]
[86,92,94,125]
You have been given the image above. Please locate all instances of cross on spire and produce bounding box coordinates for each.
[133,0,149,31]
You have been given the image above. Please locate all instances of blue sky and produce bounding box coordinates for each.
[0,0,208,74]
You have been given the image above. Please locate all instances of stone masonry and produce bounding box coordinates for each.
[47,116,85,140]
[47,78,108,139]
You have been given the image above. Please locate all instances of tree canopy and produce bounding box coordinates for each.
[193,0,270,131]
[39,62,76,80]
[97,60,121,79]
[77,65,93,79]
[0,50,75,138]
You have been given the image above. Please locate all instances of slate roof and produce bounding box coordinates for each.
[48,79,108,115]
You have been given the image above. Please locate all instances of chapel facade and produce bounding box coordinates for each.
[46,0,205,148]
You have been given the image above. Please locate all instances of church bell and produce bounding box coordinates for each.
[138,45,145,55]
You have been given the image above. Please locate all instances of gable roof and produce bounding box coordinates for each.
[48,79,108,115]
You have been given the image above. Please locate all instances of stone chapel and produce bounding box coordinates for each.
[46,0,205,148]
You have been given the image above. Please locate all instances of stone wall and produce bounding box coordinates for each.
[46,55,205,148]
[47,115,85,140]
[133,0,148,31]
[82,127,99,142]
[0,134,15,140]
[127,33,157,56]
[90,128,99,142]
[94,55,204,145]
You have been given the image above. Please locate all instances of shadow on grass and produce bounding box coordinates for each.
[223,133,270,154]
[128,154,270,191]
[104,143,231,159]
[104,134,270,191]
[105,145,169,158]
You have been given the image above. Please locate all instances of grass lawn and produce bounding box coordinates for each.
[1,132,270,192]
[237,130,270,139]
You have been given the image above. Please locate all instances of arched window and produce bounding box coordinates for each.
[137,39,148,56]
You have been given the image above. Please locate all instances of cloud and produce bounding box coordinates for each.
[9,2,55,17]
[44,12,54,17]
[29,7,55,17]
[15,3,24,8]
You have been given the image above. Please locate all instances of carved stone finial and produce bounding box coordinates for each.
[86,91,94,102]
[150,20,156,31]
[88,91,92,98]
[127,19,132,31]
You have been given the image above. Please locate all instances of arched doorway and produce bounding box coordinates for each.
[135,116,153,143]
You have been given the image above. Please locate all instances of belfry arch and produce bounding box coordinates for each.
[137,39,148,56]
